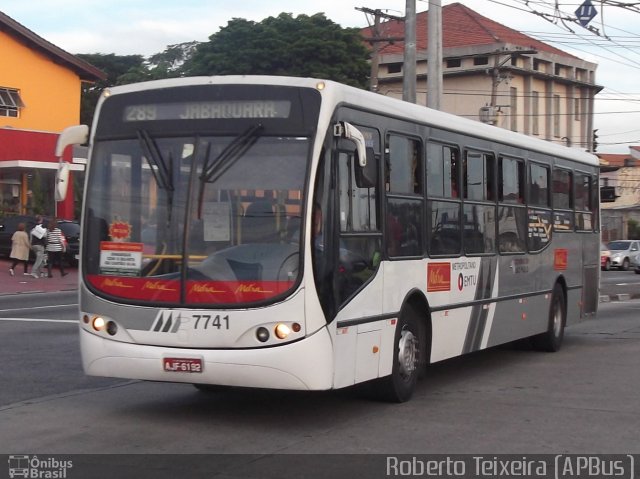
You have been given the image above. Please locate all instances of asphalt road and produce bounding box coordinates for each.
[1,291,639,479]
[600,268,640,299]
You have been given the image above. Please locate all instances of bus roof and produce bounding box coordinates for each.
[105,75,599,167]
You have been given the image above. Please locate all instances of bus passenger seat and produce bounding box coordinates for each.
[242,200,276,243]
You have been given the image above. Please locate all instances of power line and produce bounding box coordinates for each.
[486,0,640,70]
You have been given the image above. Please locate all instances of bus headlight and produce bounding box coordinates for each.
[274,323,291,340]
[92,316,106,331]
[274,323,301,340]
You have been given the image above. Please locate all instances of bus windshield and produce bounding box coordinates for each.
[83,131,309,306]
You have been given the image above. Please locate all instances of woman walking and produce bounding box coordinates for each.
[46,219,67,278]
[9,223,31,276]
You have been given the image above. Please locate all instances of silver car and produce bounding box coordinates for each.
[607,240,640,271]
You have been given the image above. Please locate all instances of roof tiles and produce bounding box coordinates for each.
[362,2,576,59]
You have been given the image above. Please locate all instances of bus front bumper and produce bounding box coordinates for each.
[80,326,335,391]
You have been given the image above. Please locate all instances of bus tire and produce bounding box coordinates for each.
[532,283,566,352]
[375,305,424,402]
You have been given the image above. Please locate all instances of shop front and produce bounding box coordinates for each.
[0,128,82,220]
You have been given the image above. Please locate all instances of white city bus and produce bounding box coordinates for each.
[57,76,599,402]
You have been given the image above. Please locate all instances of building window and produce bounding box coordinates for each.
[446,58,461,68]
[553,94,561,137]
[510,87,518,132]
[554,64,563,76]
[388,63,402,74]
[0,87,25,117]
[532,91,540,135]
[474,56,489,66]
[575,90,581,120]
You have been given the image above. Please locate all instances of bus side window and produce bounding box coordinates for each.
[386,135,423,257]
[529,162,550,207]
[464,151,495,201]
[499,156,524,203]
[426,142,459,199]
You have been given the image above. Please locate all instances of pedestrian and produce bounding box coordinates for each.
[30,215,48,278]
[9,222,31,276]
[46,219,67,278]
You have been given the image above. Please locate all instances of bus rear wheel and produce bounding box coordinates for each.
[532,283,566,352]
[374,306,424,402]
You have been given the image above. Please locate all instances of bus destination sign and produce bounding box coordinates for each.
[123,100,291,122]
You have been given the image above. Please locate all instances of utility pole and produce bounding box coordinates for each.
[427,0,443,109]
[403,0,417,103]
[357,7,404,93]
[490,49,536,107]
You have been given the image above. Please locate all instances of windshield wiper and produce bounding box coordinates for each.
[137,129,174,192]
[137,129,176,227]
[196,123,264,218]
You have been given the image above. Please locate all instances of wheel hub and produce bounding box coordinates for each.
[397,327,418,379]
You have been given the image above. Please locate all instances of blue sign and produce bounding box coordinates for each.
[575,0,597,27]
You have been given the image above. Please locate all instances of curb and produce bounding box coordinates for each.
[600,293,640,303]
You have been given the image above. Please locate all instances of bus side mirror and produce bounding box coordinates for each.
[54,125,88,202]
[355,148,377,189]
[55,163,70,202]
[55,125,89,157]
[334,122,377,188]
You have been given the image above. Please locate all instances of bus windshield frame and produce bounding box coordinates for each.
[82,84,321,308]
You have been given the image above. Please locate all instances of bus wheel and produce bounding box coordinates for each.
[375,307,423,402]
[533,283,566,352]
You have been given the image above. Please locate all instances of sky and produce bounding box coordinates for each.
[3,0,640,154]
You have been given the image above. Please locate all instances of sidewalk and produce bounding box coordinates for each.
[0,258,78,296]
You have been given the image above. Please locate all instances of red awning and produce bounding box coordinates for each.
[0,128,70,163]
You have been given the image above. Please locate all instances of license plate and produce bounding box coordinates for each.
[163,357,203,373]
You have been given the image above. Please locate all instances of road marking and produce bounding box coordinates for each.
[0,318,76,324]
[0,304,78,313]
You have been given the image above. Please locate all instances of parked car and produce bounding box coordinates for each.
[607,240,640,271]
[0,215,80,266]
[600,242,611,271]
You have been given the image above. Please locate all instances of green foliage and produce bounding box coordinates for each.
[77,53,148,125]
[77,14,371,124]
[30,171,49,216]
[147,41,199,79]
[184,13,369,88]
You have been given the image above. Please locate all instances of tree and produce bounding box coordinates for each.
[147,41,199,79]
[76,53,148,125]
[184,13,370,88]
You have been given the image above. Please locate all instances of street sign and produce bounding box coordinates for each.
[575,0,598,27]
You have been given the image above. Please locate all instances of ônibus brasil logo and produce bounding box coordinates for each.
[8,455,73,479]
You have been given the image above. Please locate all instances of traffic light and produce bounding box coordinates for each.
[592,129,599,152]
